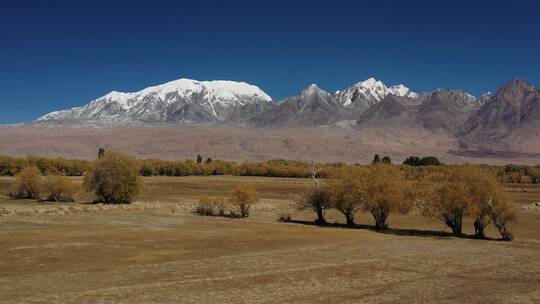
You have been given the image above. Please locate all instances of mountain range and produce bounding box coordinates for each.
[33,76,540,156]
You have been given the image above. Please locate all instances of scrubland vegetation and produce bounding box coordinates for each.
[2,151,534,241]
[1,155,539,303]
[8,166,76,202]
[1,154,539,183]
[195,184,259,218]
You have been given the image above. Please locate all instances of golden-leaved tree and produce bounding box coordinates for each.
[9,166,43,199]
[84,151,142,204]
[362,165,415,230]
[422,167,473,236]
[229,184,258,218]
[329,167,370,226]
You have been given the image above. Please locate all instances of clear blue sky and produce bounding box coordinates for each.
[1,0,539,123]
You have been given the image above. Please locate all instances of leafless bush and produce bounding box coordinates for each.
[195,196,216,216]
[278,213,292,222]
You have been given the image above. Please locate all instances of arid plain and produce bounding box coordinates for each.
[1,176,539,303]
[1,125,540,165]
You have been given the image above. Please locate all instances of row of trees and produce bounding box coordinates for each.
[1,154,538,184]
[300,165,517,241]
[139,159,341,178]
[0,155,90,176]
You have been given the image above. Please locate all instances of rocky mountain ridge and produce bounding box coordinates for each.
[35,77,540,153]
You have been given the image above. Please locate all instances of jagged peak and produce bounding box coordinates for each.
[301,83,328,96]
[432,88,473,96]
[479,91,493,97]
[494,78,537,101]
[499,78,535,91]
[353,77,385,89]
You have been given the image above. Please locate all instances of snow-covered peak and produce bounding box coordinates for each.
[136,78,272,103]
[357,77,384,88]
[301,84,328,97]
[388,84,419,99]
[335,78,418,107]
[475,92,493,105]
[37,77,272,123]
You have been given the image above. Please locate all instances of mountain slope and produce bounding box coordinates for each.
[38,78,272,124]
[357,95,418,127]
[251,84,350,127]
[418,89,480,134]
[459,78,540,152]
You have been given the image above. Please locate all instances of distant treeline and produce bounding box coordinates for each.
[0,155,90,176]
[0,155,340,178]
[0,155,539,183]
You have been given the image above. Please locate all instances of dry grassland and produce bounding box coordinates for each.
[1,176,539,303]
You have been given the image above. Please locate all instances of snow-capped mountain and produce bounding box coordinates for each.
[26,77,540,156]
[334,78,418,111]
[252,84,350,127]
[38,78,272,124]
[37,76,492,129]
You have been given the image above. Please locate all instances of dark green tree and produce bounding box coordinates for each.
[196,154,203,163]
[98,148,105,159]
[403,156,441,166]
[205,157,213,164]
[403,156,421,166]
[372,154,381,164]
[420,156,441,166]
[382,156,391,164]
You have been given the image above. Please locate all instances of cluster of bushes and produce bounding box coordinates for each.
[300,164,517,241]
[195,185,259,218]
[7,151,143,205]
[8,167,76,202]
[371,154,392,164]
[499,164,540,183]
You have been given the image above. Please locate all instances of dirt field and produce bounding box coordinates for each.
[1,176,540,303]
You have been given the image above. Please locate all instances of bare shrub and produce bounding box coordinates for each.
[278,213,292,222]
[9,166,43,199]
[213,198,227,216]
[196,196,215,216]
[195,197,231,217]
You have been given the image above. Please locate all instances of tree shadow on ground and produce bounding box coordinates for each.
[287,219,499,241]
